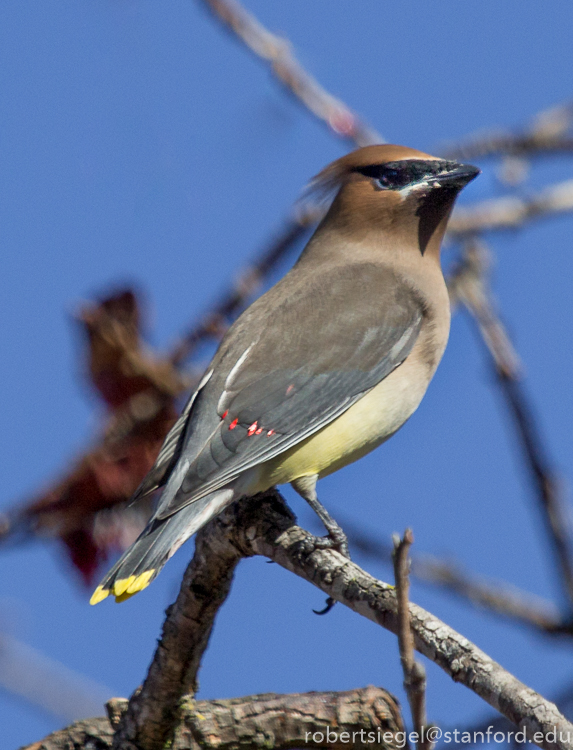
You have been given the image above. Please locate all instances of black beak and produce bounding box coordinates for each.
[435,162,481,189]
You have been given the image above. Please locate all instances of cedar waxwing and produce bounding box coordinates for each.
[91,144,479,604]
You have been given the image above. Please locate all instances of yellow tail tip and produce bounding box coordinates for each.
[126,570,155,594]
[113,570,155,603]
[115,590,137,603]
[90,586,110,605]
[90,571,156,605]
[112,576,136,597]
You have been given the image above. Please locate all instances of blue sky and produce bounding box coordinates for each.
[1,2,573,747]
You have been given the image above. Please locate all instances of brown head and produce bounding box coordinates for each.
[307,144,479,260]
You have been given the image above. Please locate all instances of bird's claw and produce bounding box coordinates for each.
[313,596,336,615]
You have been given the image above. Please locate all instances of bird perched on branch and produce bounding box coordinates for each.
[91,144,479,604]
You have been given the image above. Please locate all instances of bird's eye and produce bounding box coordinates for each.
[373,166,414,190]
[375,169,400,189]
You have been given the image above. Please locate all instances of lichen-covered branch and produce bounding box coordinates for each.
[23,687,405,750]
[176,687,404,750]
[22,717,114,750]
[445,679,573,750]
[23,494,573,750]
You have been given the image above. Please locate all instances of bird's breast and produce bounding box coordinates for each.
[254,332,442,490]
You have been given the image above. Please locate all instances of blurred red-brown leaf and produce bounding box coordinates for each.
[0,288,190,585]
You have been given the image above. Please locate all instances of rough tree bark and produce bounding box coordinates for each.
[23,687,404,750]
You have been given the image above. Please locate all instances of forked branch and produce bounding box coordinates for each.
[112,491,572,750]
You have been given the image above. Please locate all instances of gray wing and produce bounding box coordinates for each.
[156,262,424,520]
[129,370,212,503]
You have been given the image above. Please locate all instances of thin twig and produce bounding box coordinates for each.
[393,530,430,750]
[410,550,570,634]
[449,241,573,608]
[197,0,382,147]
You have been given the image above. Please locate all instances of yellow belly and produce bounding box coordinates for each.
[252,351,432,491]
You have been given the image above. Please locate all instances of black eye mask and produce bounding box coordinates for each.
[354,159,461,191]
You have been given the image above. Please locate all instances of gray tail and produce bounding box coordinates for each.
[90,488,234,604]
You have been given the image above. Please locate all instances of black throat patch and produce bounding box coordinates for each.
[415,185,457,255]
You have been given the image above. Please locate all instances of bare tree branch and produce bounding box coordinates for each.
[24,687,405,750]
[393,530,430,750]
[449,241,573,609]
[410,551,571,635]
[238,492,573,749]
[174,687,404,750]
[448,179,573,236]
[197,0,382,147]
[111,491,573,750]
[441,100,573,161]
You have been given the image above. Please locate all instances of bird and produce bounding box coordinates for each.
[90,144,479,605]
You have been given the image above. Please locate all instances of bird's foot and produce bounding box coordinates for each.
[312,526,350,559]
[310,527,349,616]
[291,476,350,558]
